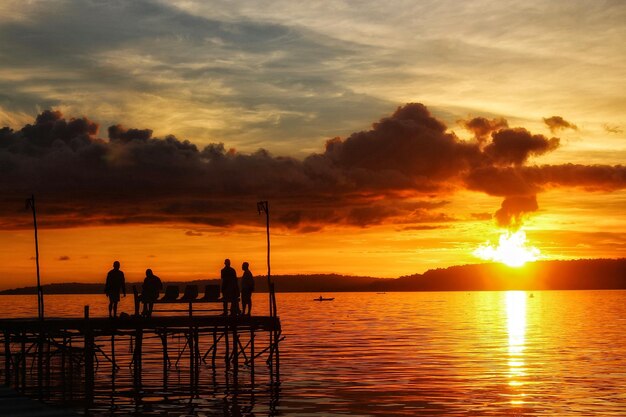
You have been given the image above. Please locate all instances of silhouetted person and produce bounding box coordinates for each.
[141,269,162,317]
[221,259,239,315]
[240,262,255,316]
[105,261,125,318]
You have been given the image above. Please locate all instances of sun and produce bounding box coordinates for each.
[473,230,540,267]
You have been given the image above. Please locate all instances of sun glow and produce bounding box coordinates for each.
[473,230,540,267]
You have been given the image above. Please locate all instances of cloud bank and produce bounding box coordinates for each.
[1,104,624,231]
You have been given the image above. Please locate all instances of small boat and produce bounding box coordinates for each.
[314,296,335,301]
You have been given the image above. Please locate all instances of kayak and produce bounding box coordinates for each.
[314,297,335,301]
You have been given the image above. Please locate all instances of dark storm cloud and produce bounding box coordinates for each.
[1,103,624,231]
[543,116,578,133]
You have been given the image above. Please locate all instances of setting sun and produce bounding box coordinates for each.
[474,230,540,267]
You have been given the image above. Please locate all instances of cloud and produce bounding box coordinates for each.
[471,213,492,221]
[399,225,448,231]
[108,125,153,143]
[543,116,578,133]
[603,124,623,135]
[494,195,538,229]
[483,128,559,166]
[185,230,203,237]
[459,116,508,143]
[0,103,624,232]
[0,0,392,154]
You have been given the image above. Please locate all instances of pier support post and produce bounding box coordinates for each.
[188,329,194,386]
[3,330,10,387]
[37,330,44,399]
[232,324,239,387]
[111,334,116,372]
[20,331,26,392]
[45,335,51,399]
[224,323,230,388]
[84,306,95,405]
[211,328,217,368]
[275,330,280,383]
[133,327,143,390]
[250,328,255,388]
[194,328,200,387]
[160,331,168,387]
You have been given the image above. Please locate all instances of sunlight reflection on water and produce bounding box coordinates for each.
[506,291,527,405]
[1,290,626,416]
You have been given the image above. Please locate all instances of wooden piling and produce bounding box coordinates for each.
[194,328,200,386]
[188,329,194,385]
[3,331,9,387]
[232,323,239,386]
[211,328,217,368]
[37,330,43,399]
[83,306,94,404]
[133,327,143,389]
[250,328,255,388]
[20,331,25,392]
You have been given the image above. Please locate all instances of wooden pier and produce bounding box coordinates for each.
[0,298,282,411]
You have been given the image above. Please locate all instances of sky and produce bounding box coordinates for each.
[0,0,625,289]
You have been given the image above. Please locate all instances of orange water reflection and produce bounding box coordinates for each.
[506,291,527,405]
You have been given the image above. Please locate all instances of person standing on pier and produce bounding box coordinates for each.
[221,258,240,315]
[241,262,255,316]
[141,269,163,317]
[105,261,126,318]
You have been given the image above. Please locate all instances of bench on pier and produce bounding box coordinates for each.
[133,284,223,316]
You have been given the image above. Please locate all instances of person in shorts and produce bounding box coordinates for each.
[105,261,126,318]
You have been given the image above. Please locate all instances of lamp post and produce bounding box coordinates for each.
[257,201,272,315]
[26,195,44,320]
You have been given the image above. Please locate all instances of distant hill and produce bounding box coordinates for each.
[368,258,626,291]
[1,259,624,295]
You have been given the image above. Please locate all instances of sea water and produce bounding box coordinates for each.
[0,290,624,416]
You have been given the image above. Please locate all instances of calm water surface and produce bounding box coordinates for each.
[1,291,625,416]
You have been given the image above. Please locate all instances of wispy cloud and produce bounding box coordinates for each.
[1,0,624,160]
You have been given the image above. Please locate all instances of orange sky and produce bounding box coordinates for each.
[1,187,624,290]
[0,1,625,290]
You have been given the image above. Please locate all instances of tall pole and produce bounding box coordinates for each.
[26,195,43,320]
[257,201,271,314]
